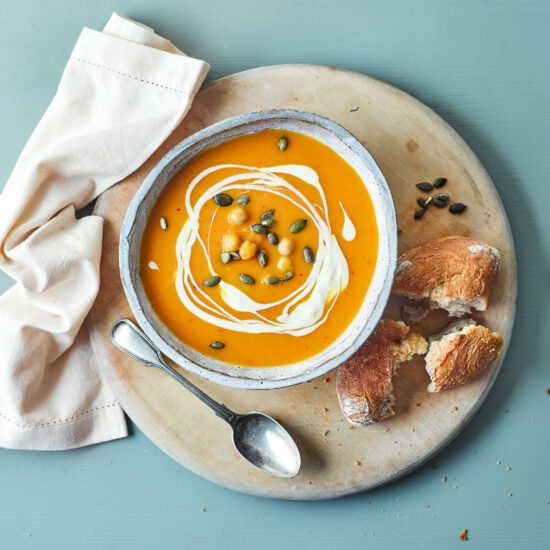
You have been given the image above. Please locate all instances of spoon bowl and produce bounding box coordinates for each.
[232,413,300,478]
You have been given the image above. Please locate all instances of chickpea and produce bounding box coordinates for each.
[277,256,293,272]
[222,232,241,253]
[239,240,258,260]
[228,206,248,225]
[278,237,294,256]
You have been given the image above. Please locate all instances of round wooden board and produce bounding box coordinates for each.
[88,65,516,500]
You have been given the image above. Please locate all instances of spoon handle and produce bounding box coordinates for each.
[110,319,236,424]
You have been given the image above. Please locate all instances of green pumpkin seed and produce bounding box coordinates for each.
[290,219,308,233]
[203,276,221,287]
[414,207,426,220]
[278,136,288,152]
[220,252,231,264]
[432,198,447,208]
[303,246,315,264]
[434,193,449,201]
[417,197,427,208]
[229,252,240,261]
[213,193,233,207]
[267,232,279,246]
[236,195,250,205]
[416,181,433,192]
[239,273,255,285]
[284,271,294,282]
[210,341,225,349]
[449,203,467,214]
[265,276,281,285]
[258,250,268,268]
[261,209,275,221]
[261,218,276,227]
[433,177,447,188]
[251,223,267,235]
[160,217,168,231]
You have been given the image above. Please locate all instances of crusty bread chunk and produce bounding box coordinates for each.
[425,319,504,392]
[337,319,428,426]
[393,236,500,317]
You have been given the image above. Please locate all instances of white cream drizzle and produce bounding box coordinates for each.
[339,202,356,241]
[148,261,159,271]
[174,164,350,336]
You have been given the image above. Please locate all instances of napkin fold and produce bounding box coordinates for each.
[0,13,209,450]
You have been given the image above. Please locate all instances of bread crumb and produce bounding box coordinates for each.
[348,425,354,430]
[459,529,468,541]
[323,406,328,412]
[324,376,330,383]
[308,481,312,485]
[323,430,329,436]
[355,459,362,466]
[452,406,459,412]
[416,402,422,407]
[506,466,511,471]
[430,465,438,470]
[442,476,447,482]
[201,508,206,512]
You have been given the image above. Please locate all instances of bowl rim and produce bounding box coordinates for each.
[119,109,397,389]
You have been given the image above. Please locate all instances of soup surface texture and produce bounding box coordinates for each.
[140,129,378,367]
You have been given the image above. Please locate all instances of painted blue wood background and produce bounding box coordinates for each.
[0,1,548,548]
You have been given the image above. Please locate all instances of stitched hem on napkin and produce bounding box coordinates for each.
[0,402,128,450]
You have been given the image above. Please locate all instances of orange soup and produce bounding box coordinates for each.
[140,129,378,367]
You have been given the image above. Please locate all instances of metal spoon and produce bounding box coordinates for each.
[110,319,301,478]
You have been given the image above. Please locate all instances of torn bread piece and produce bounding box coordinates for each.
[425,319,504,392]
[393,236,500,317]
[337,320,428,426]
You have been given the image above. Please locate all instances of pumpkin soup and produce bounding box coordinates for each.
[140,129,378,367]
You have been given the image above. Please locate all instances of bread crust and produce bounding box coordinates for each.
[425,322,504,392]
[336,320,427,426]
[393,236,500,316]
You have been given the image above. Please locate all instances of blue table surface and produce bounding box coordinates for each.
[1,1,549,548]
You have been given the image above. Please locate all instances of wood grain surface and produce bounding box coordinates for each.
[88,65,516,500]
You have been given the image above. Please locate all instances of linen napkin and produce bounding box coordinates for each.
[0,13,209,450]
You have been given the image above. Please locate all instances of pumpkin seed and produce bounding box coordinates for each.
[261,209,275,221]
[251,223,267,235]
[432,198,447,208]
[258,249,268,268]
[236,195,250,205]
[414,207,426,220]
[267,232,279,246]
[239,273,255,285]
[229,252,240,261]
[284,270,294,282]
[433,177,447,188]
[290,219,308,233]
[434,193,449,201]
[417,197,426,208]
[210,341,225,349]
[213,193,233,207]
[160,217,168,231]
[220,252,231,264]
[303,246,315,263]
[424,196,433,207]
[449,202,467,214]
[261,218,276,227]
[278,136,288,152]
[416,181,433,192]
[265,276,281,285]
[203,275,221,287]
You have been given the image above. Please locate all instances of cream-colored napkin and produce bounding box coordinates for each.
[0,13,209,450]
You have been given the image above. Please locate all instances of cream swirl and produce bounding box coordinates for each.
[174,164,349,336]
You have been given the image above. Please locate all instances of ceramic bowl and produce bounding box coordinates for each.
[120,109,397,389]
